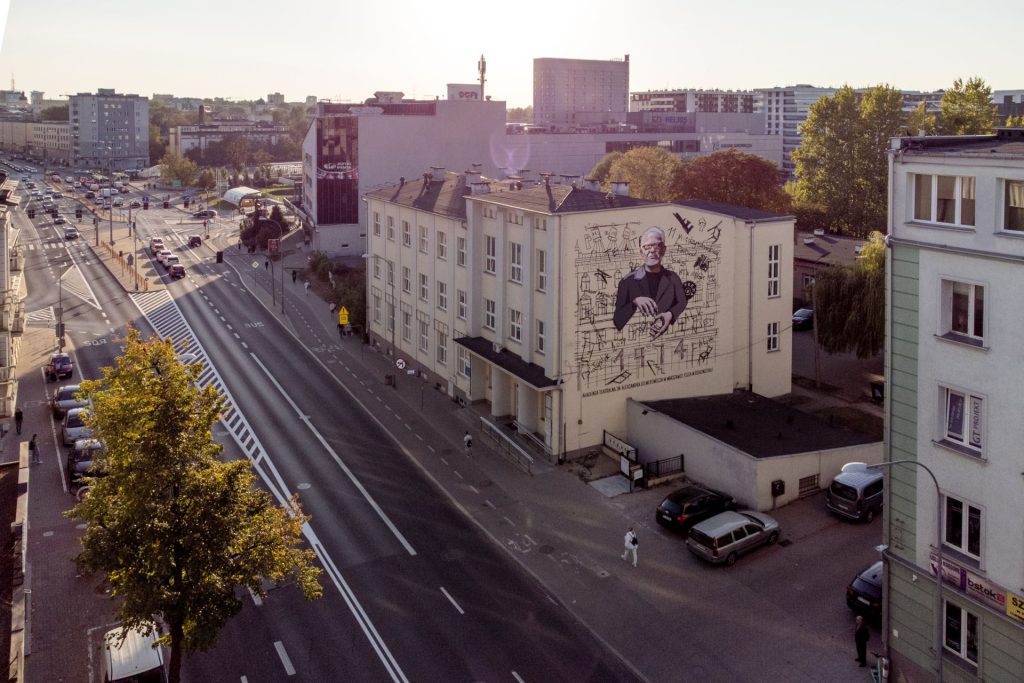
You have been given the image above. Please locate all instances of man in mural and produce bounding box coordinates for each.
[613,226,688,340]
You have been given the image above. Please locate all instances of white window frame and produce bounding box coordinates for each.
[386,301,395,334]
[766,321,780,352]
[372,293,381,323]
[387,216,394,241]
[402,220,411,247]
[401,308,411,342]
[536,249,547,292]
[943,601,979,665]
[484,298,496,330]
[457,236,466,267]
[767,244,780,298]
[943,494,983,561]
[418,225,428,253]
[373,211,381,236]
[485,235,496,274]
[509,308,522,342]
[457,290,467,320]
[913,173,977,227]
[402,266,411,294]
[458,347,471,378]
[1003,178,1024,232]
[941,279,984,344]
[437,281,448,311]
[373,258,381,280]
[509,242,523,283]
[437,331,447,365]
[418,319,429,352]
[940,386,984,456]
[386,261,394,287]
[536,319,546,353]
[437,231,447,260]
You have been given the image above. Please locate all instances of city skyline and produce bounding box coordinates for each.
[0,0,1018,108]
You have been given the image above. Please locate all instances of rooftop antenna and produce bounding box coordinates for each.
[478,54,486,101]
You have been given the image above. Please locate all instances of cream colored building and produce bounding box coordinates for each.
[365,172,795,459]
[0,120,71,162]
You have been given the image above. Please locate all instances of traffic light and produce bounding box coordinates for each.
[27,208,34,219]
[215,251,223,263]
[75,208,82,219]
[163,201,169,209]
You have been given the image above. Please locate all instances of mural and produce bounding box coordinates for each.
[575,212,722,398]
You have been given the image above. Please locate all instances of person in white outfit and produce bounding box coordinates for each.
[622,526,638,567]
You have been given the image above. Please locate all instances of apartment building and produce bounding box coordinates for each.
[364,171,794,458]
[69,88,149,171]
[0,120,70,162]
[630,89,756,114]
[533,56,630,131]
[756,85,836,179]
[884,128,1024,681]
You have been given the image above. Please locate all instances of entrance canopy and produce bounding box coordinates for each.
[223,186,262,207]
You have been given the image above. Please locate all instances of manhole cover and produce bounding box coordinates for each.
[538,545,554,555]
[779,538,793,547]
[297,483,311,490]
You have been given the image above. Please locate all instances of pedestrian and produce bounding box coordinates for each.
[292,270,298,284]
[463,430,473,455]
[329,302,336,318]
[14,407,23,435]
[304,280,310,295]
[854,614,869,667]
[338,323,344,340]
[621,526,638,567]
[29,433,40,464]
[265,260,269,270]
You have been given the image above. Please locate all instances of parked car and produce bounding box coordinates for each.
[46,352,73,381]
[163,254,180,270]
[66,438,106,488]
[61,407,93,445]
[84,190,95,199]
[792,308,814,331]
[655,484,736,534]
[825,462,884,522]
[51,384,87,418]
[149,237,164,253]
[167,263,186,280]
[192,209,217,219]
[187,235,202,248]
[129,199,142,209]
[111,198,124,207]
[64,227,80,239]
[846,560,883,620]
[686,510,781,566]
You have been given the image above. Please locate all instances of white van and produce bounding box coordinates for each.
[99,624,166,682]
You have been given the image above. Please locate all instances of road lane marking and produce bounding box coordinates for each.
[273,641,296,676]
[440,587,465,615]
[468,486,479,494]
[248,588,263,606]
[512,672,526,683]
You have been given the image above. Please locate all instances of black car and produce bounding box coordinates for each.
[187,235,202,248]
[846,560,883,620]
[46,352,73,381]
[792,308,814,331]
[655,485,737,533]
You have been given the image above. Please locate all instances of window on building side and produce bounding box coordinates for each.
[419,225,428,253]
[457,290,467,320]
[913,174,976,226]
[437,331,447,365]
[419,273,429,302]
[509,308,522,342]
[418,319,429,352]
[402,221,411,247]
[485,235,496,274]
[944,601,979,665]
[373,212,381,236]
[437,281,447,311]
[767,322,780,352]
[386,302,395,334]
[373,294,381,323]
[941,387,984,456]
[537,249,547,292]
[373,259,381,280]
[941,280,984,344]
[767,244,780,297]
[484,299,496,330]
[387,216,394,241]
[437,231,447,260]
[1005,179,1024,231]
[457,236,466,267]
[536,320,545,353]
[458,347,470,378]
[944,495,982,560]
[402,266,410,294]
[386,261,394,286]
[509,242,523,283]
[402,308,411,342]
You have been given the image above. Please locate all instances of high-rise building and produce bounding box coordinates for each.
[756,85,836,179]
[884,128,1024,681]
[533,56,629,131]
[70,89,149,171]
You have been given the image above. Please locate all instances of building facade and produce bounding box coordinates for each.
[364,173,794,458]
[69,89,149,171]
[885,129,1024,681]
[630,89,756,114]
[0,120,71,162]
[169,121,289,158]
[533,56,629,131]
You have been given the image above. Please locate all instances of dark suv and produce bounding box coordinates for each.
[846,560,883,620]
[655,484,737,534]
[46,352,73,381]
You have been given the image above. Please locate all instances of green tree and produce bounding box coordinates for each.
[40,104,69,121]
[196,169,216,192]
[506,106,533,123]
[811,231,886,359]
[939,77,997,135]
[67,330,322,683]
[607,146,681,201]
[903,101,937,136]
[1005,114,1024,127]
[159,151,198,187]
[792,85,903,235]
[672,149,790,212]
[587,151,623,188]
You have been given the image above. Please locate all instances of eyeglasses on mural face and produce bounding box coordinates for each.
[639,241,665,253]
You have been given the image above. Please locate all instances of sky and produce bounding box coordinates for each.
[0,0,1018,108]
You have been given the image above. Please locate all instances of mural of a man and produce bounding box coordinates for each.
[613,226,687,339]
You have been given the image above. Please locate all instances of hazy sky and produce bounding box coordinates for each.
[0,0,1017,107]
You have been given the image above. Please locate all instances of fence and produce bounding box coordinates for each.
[480,417,534,475]
[643,454,684,480]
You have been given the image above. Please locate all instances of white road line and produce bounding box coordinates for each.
[468,486,479,494]
[439,457,447,465]
[512,672,526,683]
[241,677,248,683]
[273,641,296,676]
[404,423,412,431]
[241,342,248,349]
[440,587,465,615]
[427,445,435,453]
[415,434,423,441]
[503,516,516,527]
[453,470,463,480]
[483,500,495,509]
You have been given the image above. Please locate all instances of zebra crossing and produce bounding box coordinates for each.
[25,306,55,327]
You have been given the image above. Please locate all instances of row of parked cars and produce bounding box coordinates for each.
[149,237,189,279]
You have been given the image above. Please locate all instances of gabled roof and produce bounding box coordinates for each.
[472,183,659,214]
[675,199,792,223]
[793,232,865,267]
[364,174,470,219]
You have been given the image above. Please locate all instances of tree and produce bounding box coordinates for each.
[939,77,997,135]
[67,330,322,683]
[811,231,886,359]
[792,85,904,235]
[903,101,937,136]
[672,149,790,212]
[607,146,681,201]
[506,106,533,123]
[40,104,69,121]
[587,151,623,188]
[196,169,216,192]
[159,151,198,187]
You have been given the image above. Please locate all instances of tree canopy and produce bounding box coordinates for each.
[159,151,198,187]
[811,231,886,359]
[939,77,997,135]
[68,330,322,683]
[672,149,791,213]
[587,151,623,188]
[903,101,937,136]
[607,146,681,201]
[1004,114,1024,127]
[40,104,69,121]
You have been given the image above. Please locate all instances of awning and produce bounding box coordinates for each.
[455,336,558,389]
[223,186,262,206]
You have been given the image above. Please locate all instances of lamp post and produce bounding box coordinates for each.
[57,261,68,351]
[254,201,286,312]
[868,459,944,682]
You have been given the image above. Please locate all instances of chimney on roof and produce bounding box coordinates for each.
[464,166,482,184]
[560,173,582,187]
[541,172,553,188]
[507,175,523,191]
[584,177,601,192]
[430,166,445,182]
[470,180,491,194]
[519,168,531,182]
[610,180,630,197]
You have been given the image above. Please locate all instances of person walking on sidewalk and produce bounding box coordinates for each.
[14,407,23,434]
[304,280,311,295]
[463,431,473,455]
[329,302,337,319]
[29,433,40,464]
[854,614,869,667]
[621,526,638,567]
[292,270,298,285]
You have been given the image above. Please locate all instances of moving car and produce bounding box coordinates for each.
[149,237,164,253]
[167,263,186,279]
[61,407,93,445]
[51,384,87,418]
[46,352,74,381]
[111,198,124,207]
[163,254,180,270]
[156,249,172,265]
[187,235,202,248]
[191,209,217,219]
[792,308,814,331]
[53,214,66,225]
[655,484,737,534]
[686,510,781,566]
[846,560,883,620]
[64,227,80,239]
[84,191,95,199]
[129,199,142,209]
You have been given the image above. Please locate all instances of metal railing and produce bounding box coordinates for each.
[644,454,683,479]
[480,417,534,474]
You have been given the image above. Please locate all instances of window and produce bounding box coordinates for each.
[437,231,447,260]
[509,242,523,283]
[767,244,780,297]
[386,261,394,286]
[373,212,381,236]
[942,387,984,455]
[402,266,410,294]
[766,322,779,352]
[484,299,496,330]
[372,293,381,323]
[418,225,428,253]
[419,274,429,302]
[485,235,496,273]
[913,174,976,226]
[942,280,984,343]
[387,216,394,240]
[457,236,466,266]
[944,495,982,559]
[418,319,429,352]
[457,290,467,320]
[373,258,381,280]
[386,301,395,334]
[509,308,522,342]
[437,331,447,365]
[458,347,471,378]
[536,320,546,353]
[437,281,448,310]
[402,220,411,247]
[401,308,411,342]
[944,601,979,665]
[1005,179,1024,231]
[537,249,547,292]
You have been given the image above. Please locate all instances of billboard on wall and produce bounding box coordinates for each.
[315,115,359,225]
[448,84,481,101]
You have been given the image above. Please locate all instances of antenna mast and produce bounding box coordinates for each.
[477,55,486,101]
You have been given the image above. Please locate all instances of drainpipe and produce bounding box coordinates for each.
[556,214,565,463]
[748,220,755,392]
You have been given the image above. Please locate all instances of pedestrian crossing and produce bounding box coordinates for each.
[25,306,55,326]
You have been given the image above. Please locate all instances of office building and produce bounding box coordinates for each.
[533,56,629,131]
[69,89,149,171]
[630,89,756,114]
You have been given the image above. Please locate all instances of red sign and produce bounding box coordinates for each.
[268,239,280,255]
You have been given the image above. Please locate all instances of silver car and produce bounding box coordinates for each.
[686,510,780,566]
[62,407,93,445]
[51,384,88,418]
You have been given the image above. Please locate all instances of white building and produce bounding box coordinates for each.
[168,121,289,158]
[533,56,630,131]
[70,89,149,171]
[630,89,756,114]
[364,172,794,458]
[884,128,1024,681]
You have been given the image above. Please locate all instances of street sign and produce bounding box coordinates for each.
[396,358,406,370]
[252,261,259,269]
[338,306,349,326]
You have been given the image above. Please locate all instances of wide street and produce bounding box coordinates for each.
[16,165,885,682]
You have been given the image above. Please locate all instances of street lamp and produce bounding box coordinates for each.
[253,201,286,312]
[867,459,944,682]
